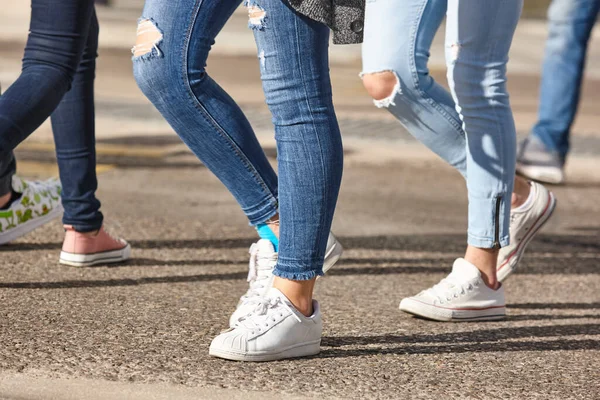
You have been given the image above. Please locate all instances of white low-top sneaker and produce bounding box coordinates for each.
[229,232,343,327]
[497,182,556,282]
[399,258,506,322]
[210,288,322,362]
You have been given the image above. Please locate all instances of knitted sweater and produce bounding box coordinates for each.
[287,0,365,44]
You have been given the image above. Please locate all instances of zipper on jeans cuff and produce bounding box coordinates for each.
[493,195,502,249]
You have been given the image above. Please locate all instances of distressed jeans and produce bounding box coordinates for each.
[362,0,522,248]
[532,0,600,158]
[0,0,103,232]
[133,0,343,280]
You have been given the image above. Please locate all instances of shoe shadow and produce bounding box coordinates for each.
[316,323,600,358]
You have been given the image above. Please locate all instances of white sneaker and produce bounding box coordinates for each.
[399,258,506,322]
[229,232,343,327]
[497,182,556,282]
[210,288,322,362]
[0,177,63,245]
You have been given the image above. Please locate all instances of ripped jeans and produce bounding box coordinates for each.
[133,0,343,280]
[362,0,522,248]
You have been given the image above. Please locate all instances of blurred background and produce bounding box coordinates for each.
[0,0,599,175]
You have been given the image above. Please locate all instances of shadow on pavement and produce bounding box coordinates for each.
[319,323,600,357]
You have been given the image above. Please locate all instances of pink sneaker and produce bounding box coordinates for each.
[59,225,131,267]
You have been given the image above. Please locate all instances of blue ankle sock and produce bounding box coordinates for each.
[256,224,279,251]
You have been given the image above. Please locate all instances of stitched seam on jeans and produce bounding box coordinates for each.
[292,11,330,259]
[294,11,330,266]
[486,7,507,197]
[180,0,279,207]
[410,0,464,136]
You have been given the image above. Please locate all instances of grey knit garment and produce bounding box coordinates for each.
[287,0,365,44]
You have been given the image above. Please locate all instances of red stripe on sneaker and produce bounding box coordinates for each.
[497,191,553,272]
[411,298,506,311]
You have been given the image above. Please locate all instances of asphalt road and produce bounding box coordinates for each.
[0,142,599,399]
[0,7,599,398]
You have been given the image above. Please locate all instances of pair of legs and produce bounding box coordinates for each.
[362,0,524,288]
[517,0,600,184]
[133,0,342,318]
[0,0,100,230]
[0,0,128,265]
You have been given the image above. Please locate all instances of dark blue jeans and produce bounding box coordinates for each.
[134,0,344,280]
[0,0,102,232]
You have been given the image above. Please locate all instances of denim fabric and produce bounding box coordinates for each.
[0,1,103,232]
[362,0,522,248]
[0,152,15,197]
[532,0,600,158]
[134,0,343,280]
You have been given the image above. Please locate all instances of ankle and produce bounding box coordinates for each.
[0,192,11,208]
[273,276,315,317]
[465,246,499,290]
[511,177,531,209]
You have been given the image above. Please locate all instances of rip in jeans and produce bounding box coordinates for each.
[245,0,267,30]
[360,70,402,108]
[132,18,164,59]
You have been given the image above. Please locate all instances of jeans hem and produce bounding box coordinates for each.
[245,196,279,226]
[467,234,510,249]
[273,268,324,281]
[63,217,103,233]
[273,257,325,280]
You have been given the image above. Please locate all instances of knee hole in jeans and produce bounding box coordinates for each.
[132,19,163,58]
[361,71,401,108]
[244,1,267,30]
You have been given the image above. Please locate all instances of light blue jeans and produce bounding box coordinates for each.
[362,0,522,248]
[532,0,600,158]
[133,0,343,280]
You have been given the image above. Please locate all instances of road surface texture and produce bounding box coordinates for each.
[0,2,599,399]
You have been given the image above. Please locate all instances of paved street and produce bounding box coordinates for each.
[0,2,599,399]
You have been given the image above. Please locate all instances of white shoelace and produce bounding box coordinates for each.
[236,296,301,332]
[240,243,277,305]
[423,274,475,304]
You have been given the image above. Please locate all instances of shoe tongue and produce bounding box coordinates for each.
[451,258,481,281]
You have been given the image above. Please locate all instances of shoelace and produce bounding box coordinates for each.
[423,274,475,304]
[240,243,277,304]
[236,296,301,332]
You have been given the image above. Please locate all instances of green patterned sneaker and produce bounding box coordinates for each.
[0,176,63,245]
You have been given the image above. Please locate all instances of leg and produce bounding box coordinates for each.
[133,0,279,227]
[51,8,103,233]
[361,0,553,287]
[445,0,523,284]
[532,0,600,157]
[0,0,96,155]
[250,0,343,310]
[209,0,342,362]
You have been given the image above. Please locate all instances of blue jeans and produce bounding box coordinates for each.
[133,0,343,280]
[362,0,522,248]
[0,0,103,232]
[532,0,600,158]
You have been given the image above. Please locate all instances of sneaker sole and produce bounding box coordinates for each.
[323,238,343,274]
[0,204,63,245]
[517,163,564,185]
[209,340,320,362]
[59,244,131,267]
[497,191,557,282]
[399,298,506,322]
